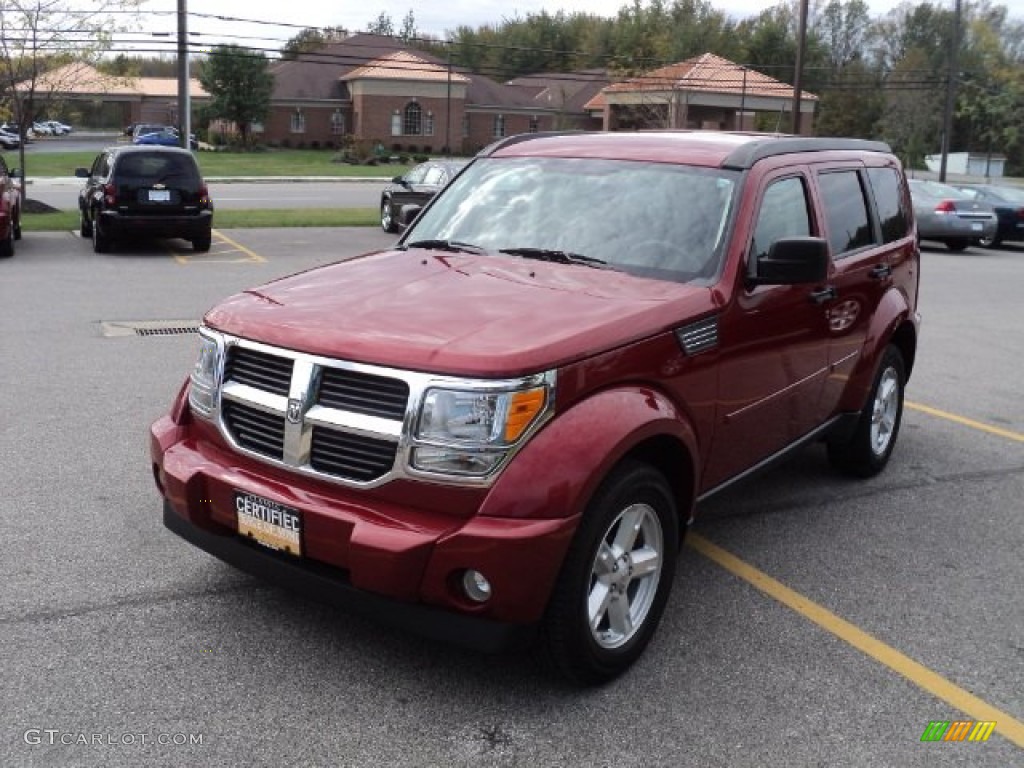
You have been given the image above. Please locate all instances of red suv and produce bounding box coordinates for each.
[0,154,22,258]
[151,132,920,683]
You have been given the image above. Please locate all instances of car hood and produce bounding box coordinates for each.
[205,249,717,377]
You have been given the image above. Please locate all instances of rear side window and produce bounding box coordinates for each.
[866,167,910,243]
[818,170,877,258]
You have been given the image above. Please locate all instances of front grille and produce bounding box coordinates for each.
[318,368,410,420]
[223,401,285,460]
[310,427,397,482]
[225,347,293,396]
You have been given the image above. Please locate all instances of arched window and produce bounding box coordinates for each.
[403,102,422,135]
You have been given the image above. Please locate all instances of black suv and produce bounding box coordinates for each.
[76,146,213,253]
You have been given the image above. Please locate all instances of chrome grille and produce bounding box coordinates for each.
[225,346,293,396]
[318,368,409,420]
[222,401,285,459]
[310,427,397,482]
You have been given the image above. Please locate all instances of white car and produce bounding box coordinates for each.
[0,128,20,150]
[45,120,72,135]
[31,121,53,136]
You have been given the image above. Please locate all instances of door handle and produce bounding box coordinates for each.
[869,263,892,279]
[809,286,837,305]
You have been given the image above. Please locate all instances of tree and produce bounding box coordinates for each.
[281,27,348,61]
[198,44,274,146]
[399,10,418,43]
[0,0,141,200]
[366,12,395,37]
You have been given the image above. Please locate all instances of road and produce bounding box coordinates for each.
[0,232,1021,767]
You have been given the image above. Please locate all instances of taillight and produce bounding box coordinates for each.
[1015,207,1024,220]
[934,200,956,214]
[103,182,116,206]
[198,183,210,207]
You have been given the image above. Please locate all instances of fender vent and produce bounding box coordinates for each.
[675,316,719,356]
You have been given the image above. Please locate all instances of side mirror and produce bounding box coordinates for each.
[74,167,90,178]
[750,237,829,286]
[391,175,408,186]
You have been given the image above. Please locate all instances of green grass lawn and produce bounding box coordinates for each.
[14,147,411,178]
[21,208,380,231]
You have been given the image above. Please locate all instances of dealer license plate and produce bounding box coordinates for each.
[235,492,302,557]
[148,189,171,202]
[971,222,983,231]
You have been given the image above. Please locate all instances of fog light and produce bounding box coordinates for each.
[462,570,492,603]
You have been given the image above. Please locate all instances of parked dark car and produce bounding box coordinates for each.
[907,179,997,251]
[952,183,1024,248]
[380,159,467,233]
[75,145,213,253]
[0,154,23,258]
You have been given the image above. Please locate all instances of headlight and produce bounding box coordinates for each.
[411,379,552,476]
[188,329,222,417]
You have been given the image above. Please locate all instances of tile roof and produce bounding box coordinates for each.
[602,53,817,101]
[17,62,207,98]
[342,50,469,84]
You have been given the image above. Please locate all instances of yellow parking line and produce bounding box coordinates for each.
[210,229,266,263]
[906,401,1024,443]
[687,533,1024,748]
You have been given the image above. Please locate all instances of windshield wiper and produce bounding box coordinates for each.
[498,247,614,270]
[402,239,485,254]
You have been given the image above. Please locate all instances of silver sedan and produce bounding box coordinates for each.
[908,179,997,252]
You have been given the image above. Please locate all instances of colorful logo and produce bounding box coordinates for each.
[921,720,996,742]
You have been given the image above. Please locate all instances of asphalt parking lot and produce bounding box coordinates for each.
[0,231,1021,767]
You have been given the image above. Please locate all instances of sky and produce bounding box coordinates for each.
[130,0,918,55]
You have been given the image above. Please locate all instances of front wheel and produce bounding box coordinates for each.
[12,209,21,240]
[541,461,679,685]
[827,345,906,477]
[381,199,397,233]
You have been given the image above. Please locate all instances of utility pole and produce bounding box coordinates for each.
[177,0,191,149]
[939,0,961,182]
[791,0,809,135]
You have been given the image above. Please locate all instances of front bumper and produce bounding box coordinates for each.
[152,415,578,651]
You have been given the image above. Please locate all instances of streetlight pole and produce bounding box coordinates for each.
[177,0,191,149]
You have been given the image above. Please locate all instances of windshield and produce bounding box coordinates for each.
[404,157,739,284]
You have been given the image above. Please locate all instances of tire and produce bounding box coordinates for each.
[540,460,679,685]
[945,238,969,252]
[0,217,13,258]
[381,198,397,233]
[79,208,92,238]
[977,234,1001,249]
[827,345,906,478]
[92,214,111,253]
[192,230,212,252]
[12,208,21,240]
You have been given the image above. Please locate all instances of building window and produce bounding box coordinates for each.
[290,110,305,134]
[529,115,538,133]
[251,121,264,134]
[461,114,469,138]
[330,109,345,135]
[391,111,401,136]
[424,111,434,136]
[493,114,505,138]
[403,102,422,135]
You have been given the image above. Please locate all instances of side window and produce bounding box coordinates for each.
[751,176,812,263]
[866,167,910,243]
[818,170,877,258]
[90,154,107,178]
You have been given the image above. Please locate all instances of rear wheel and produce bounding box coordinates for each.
[0,218,13,258]
[827,345,905,477]
[91,214,111,253]
[946,238,969,252]
[541,461,678,685]
[192,230,212,252]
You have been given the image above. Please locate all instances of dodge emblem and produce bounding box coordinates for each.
[286,398,303,424]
